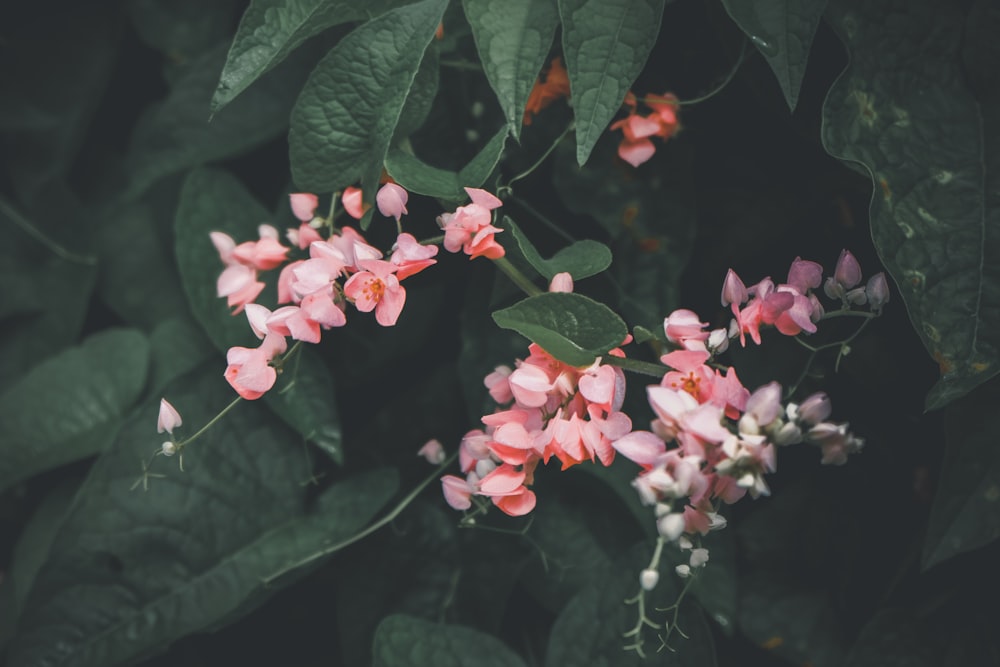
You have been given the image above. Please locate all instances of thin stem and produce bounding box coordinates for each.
[0,197,97,266]
[175,396,243,449]
[419,233,445,246]
[501,122,575,193]
[786,316,874,398]
[603,354,668,379]
[675,39,748,107]
[507,196,576,244]
[262,450,460,584]
[493,256,543,296]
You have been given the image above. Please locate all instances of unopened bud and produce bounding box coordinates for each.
[548,272,574,293]
[689,548,710,568]
[640,568,660,591]
[707,328,729,353]
[721,269,748,307]
[833,249,863,289]
[675,564,692,578]
[797,392,832,425]
[657,512,686,541]
[866,272,890,312]
[162,441,177,456]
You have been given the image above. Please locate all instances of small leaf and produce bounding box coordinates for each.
[386,126,509,200]
[719,0,827,111]
[492,293,628,366]
[212,0,404,112]
[922,378,1000,569]
[288,0,449,202]
[461,0,559,138]
[504,216,612,280]
[373,614,528,667]
[822,0,1000,409]
[7,370,398,667]
[558,0,665,165]
[0,328,150,493]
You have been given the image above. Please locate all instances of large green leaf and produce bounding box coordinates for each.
[148,317,215,394]
[922,378,1000,569]
[544,546,717,666]
[461,0,559,138]
[822,0,1000,409]
[492,292,628,367]
[0,328,150,493]
[174,168,344,462]
[844,608,936,667]
[126,41,313,199]
[7,370,398,667]
[385,125,509,200]
[558,0,665,165]
[504,216,612,280]
[211,0,404,112]
[719,0,827,111]
[288,0,449,204]
[373,614,528,667]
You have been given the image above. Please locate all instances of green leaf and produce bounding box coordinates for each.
[505,216,612,280]
[461,0,559,138]
[558,0,665,165]
[844,608,936,667]
[148,316,215,394]
[385,125,509,200]
[212,0,404,112]
[288,0,449,205]
[0,328,150,493]
[7,370,398,667]
[719,0,827,111]
[493,293,627,366]
[822,0,1000,409]
[394,46,441,141]
[264,346,344,464]
[922,378,1000,569]
[127,41,313,198]
[544,546,717,666]
[174,168,345,462]
[373,614,528,667]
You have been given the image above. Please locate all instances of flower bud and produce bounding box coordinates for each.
[162,441,177,456]
[548,272,574,293]
[787,257,823,293]
[640,568,660,591]
[833,249,862,289]
[157,398,182,434]
[721,269,748,307]
[657,512,687,541]
[289,193,319,222]
[707,328,729,354]
[417,439,446,465]
[689,548,710,568]
[866,272,890,312]
[797,392,832,425]
[376,183,409,222]
[675,564,692,578]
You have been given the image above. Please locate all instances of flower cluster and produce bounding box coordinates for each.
[210,185,509,400]
[614,308,864,547]
[439,335,633,517]
[611,92,681,167]
[523,57,571,126]
[723,251,888,346]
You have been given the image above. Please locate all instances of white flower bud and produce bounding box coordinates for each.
[161,441,177,456]
[675,564,691,578]
[657,512,687,541]
[654,502,672,518]
[640,568,660,591]
[689,548,710,568]
[707,328,729,353]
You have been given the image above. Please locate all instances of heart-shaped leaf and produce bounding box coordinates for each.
[505,215,612,280]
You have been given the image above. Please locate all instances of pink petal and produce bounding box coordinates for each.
[441,475,474,510]
[341,186,365,219]
[289,193,319,222]
[612,430,666,466]
[494,488,536,516]
[618,138,655,167]
[464,187,502,210]
[157,398,182,434]
[478,464,526,495]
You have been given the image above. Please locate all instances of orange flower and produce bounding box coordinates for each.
[523,57,571,125]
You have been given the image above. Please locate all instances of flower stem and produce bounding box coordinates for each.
[493,256,543,296]
[176,396,243,449]
[501,122,574,193]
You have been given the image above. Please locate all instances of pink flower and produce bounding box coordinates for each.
[867,272,890,312]
[224,333,287,400]
[376,183,408,222]
[286,223,323,250]
[786,257,823,293]
[157,398,182,434]
[341,186,366,219]
[437,188,505,260]
[390,232,438,280]
[825,249,863,299]
[548,272,574,293]
[663,309,709,343]
[289,193,319,222]
[418,439,446,465]
[441,474,475,510]
[216,264,265,314]
[343,259,406,326]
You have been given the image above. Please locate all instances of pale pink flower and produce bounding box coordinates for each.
[389,232,438,280]
[786,257,823,293]
[548,272,574,293]
[418,439,446,465]
[289,193,319,222]
[341,186,365,219]
[157,398,182,434]
[343,259,406,326]
[721,269,748,307]
[441,474,475,510]
[286,222,323,250]
[438,188,505,259]
[663,309,709,343]
[376,183,408,222]
[484,365,514,404]
[216,264,265,314]
[867,272,890,312]
[224,333,287,400]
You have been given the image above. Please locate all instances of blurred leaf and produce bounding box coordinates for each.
[0,328,150,493]
[264,346,344,464]
[922,378,1000,569]
[7,370,397,667]
[386,125,508,200]
[148,317,215,394]
[844,608,936,667]
[394,46,441,141]
[212,0,405,112]
[505,216,612,280]
[558,0,665,165]
[822,0,1000,409]
[461,0,559,138]
[174,168,344,462]
[129,0,237,62]
[288,0,449,215]
[373,614,528,667]
[126,41,313,198]
[0,478,82,646]
[492,293,628,367]
[719,0,827,111]
[0,4,118,203]
[544,546,717,666]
